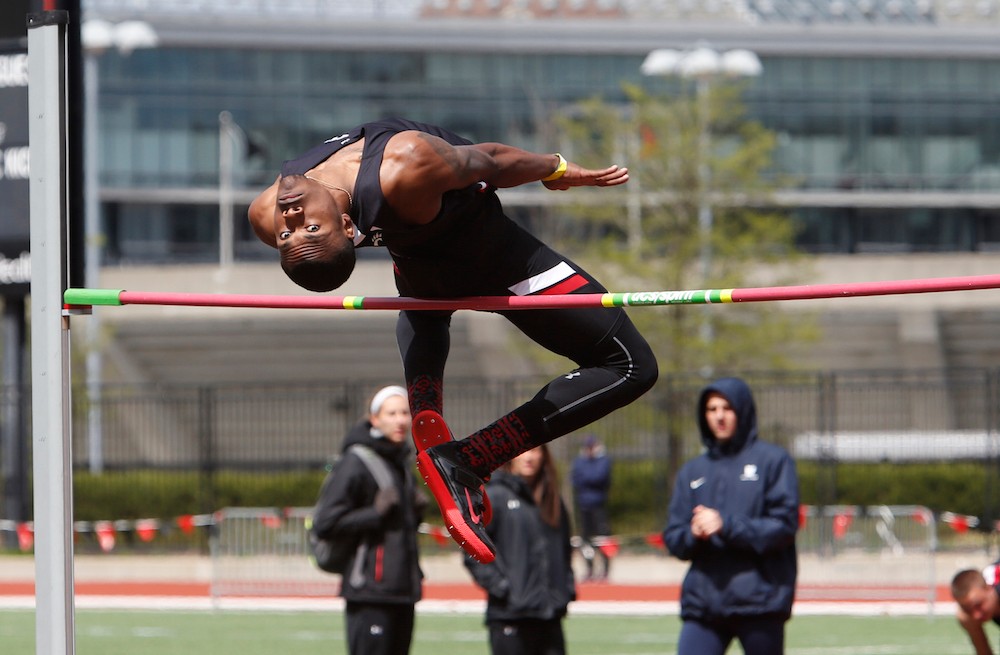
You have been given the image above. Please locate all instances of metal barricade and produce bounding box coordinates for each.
[797,504,938,611]
[210,507,340,599]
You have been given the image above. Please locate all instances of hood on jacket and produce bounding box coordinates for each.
[491,470,533,499]
[697,376,758,457]
[341,419,411,465]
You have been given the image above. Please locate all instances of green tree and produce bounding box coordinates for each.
[544,83,817,376]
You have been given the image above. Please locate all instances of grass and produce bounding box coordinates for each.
[0,609,979,655]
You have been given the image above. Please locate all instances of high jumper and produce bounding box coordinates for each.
[245,118,658,562]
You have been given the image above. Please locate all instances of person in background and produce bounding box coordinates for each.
[311,385,426,655]
[663,377,799,655]
[570,434,613,581]
[952,564,1000,654]
[464,445,576,655]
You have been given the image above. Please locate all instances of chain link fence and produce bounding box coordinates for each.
[1,368,999,553]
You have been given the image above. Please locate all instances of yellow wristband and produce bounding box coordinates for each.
[541,153,568,182]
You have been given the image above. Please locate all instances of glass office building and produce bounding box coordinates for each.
[83,0,1000,263]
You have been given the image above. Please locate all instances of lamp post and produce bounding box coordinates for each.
[81,19,158,474]
[641,43,761,356]
[219,111,252,267]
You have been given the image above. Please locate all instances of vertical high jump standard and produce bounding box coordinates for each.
[27,11,76,655]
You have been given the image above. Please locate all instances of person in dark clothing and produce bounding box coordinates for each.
[570,434,613,581]
[464,445,576,655]
[952,565,1000,654]
[663,377,799,655]
[249,119,658,564]
[311,385,425,655]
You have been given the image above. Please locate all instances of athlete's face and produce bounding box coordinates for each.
[960,584,1000,623]
[510,447,544,480]
[370,395,411,445]
[704,392,738,441]
[273,175,351,252]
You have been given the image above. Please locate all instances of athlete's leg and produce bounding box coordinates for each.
[454,306,657,478]
[677,619,731,655]
[396,309,451,415]
[533,618,568,655]
[345,602,414,655]
[397,308,496,562]
[579,507,598,579]
[385,604,416,655]
[734,616,786,655]
[488,621,527,655]
[591,505,612,579]
[488,619,566,655]
[396,258,656,561]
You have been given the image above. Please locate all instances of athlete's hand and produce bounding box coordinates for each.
[542,162,629,191]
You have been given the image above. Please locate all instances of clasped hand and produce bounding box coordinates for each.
[374,487,401,516]
[690,504,723,540]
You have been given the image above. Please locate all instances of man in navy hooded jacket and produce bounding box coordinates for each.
[663,377,799,655]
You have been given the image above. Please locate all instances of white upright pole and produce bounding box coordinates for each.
[219,111,234,267]
[28,10,76,655]
[84,51,104,474]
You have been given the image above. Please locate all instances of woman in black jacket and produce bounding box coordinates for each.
[311,385,425,655]
[464,444,576,655]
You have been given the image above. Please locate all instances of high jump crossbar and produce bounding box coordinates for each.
[64,274,1000,311]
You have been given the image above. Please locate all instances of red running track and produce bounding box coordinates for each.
[0,580,954,603]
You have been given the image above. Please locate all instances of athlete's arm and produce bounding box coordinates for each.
[380,131,628,224]
[957,612,993,655]
[247,176,280,248]
[467,141,629,191]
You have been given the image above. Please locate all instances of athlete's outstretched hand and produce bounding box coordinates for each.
[542,162,628,191]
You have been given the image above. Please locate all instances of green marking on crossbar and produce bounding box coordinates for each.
[64,288,123,306]
[620,290,706,306]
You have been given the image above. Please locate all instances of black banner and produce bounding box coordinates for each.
[0,45,29,296]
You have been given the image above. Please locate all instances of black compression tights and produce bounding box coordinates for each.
[396,307,658,478]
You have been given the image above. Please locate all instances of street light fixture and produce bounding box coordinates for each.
[81,19,158,474]
[641,44,762,79]
[641,43,761,359]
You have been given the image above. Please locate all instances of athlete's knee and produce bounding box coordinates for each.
[632,341,658,393]
[615,325,658,395]
[631,347,658,400]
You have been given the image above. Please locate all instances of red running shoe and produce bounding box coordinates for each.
[412,410,495,563]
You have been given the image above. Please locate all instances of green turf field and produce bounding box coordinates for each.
[0,609,977,654]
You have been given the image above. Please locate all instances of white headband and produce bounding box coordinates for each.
[369,385,407,416]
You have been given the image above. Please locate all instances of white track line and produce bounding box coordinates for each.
[0,595,958,617]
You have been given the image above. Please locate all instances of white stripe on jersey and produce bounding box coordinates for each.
[508,261,575,296]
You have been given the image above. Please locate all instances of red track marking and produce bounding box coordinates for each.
[0,580,953,603]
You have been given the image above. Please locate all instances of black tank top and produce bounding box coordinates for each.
[281,118,547,297]
[281,119,475,247]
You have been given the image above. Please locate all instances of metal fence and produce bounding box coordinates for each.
[1,368,999,552]
[209,503,939,609]
[210,507,338,598]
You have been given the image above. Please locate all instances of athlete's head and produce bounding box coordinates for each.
[280,243,355,293]
[952,569,999,622]
[274,174,356,292]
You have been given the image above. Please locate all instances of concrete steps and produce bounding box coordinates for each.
[104,314,483,386]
